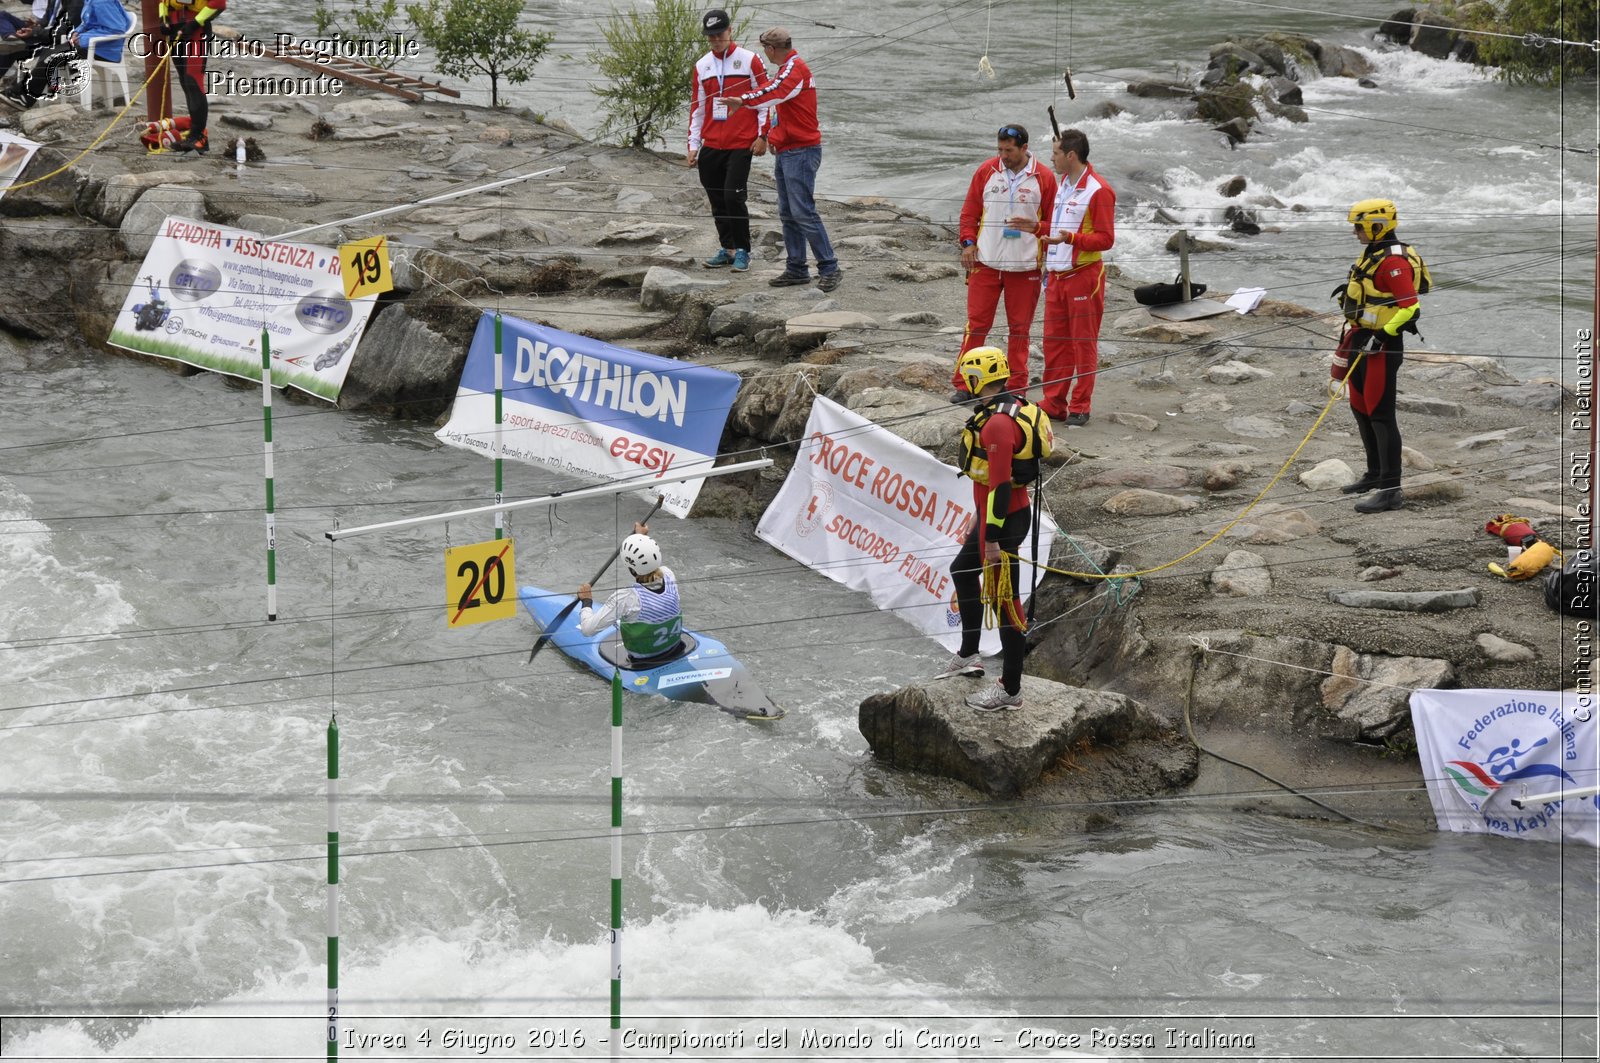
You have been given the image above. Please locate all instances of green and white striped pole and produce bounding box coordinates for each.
[262,328,278,621]
[494,313,505,541]
[610,670,623,1035]
[327,713,340,1059]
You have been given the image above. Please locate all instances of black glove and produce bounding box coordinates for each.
[1349,328,1385,354]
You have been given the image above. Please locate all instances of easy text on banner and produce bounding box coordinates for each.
[0,132,41,201]
[1411,688,1599,846]
[435,313,742,518]
[756,396,1055,656]
[106,216,380,402]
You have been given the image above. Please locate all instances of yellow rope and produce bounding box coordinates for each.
[5,51,172,194]
[980,557,1027,632]
[1010,347,1371,581]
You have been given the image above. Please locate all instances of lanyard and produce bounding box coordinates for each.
[1001,161,1028,215]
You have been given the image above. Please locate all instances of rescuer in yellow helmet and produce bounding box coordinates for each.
[934,346,1052,712]
[1331,198,1432,513]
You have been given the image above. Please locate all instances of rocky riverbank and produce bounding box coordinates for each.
[0,76,1578,828]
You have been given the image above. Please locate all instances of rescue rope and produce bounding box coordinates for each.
[1183,639,1415,832]
[1004,346,1371,582]
[979,558,1026,632]
[4,51,172,194]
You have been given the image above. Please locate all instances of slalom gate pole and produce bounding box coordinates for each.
[261,328,277,621]
[610,670,623,1035]
[327,713,340,1059]
[494,313,505,541]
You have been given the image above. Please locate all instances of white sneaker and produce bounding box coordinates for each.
[933,652,984,680]
[968,683,1022,712]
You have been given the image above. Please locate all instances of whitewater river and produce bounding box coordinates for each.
[4,0,1598,1060]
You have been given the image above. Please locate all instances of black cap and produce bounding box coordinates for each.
[702,9,731,34]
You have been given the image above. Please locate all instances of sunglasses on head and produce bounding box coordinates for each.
[998,126,1025,141]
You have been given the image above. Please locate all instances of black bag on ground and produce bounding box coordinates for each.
[1134,274,1207,306]
[1545,552,1600,617]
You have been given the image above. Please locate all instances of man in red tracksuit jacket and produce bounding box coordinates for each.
[1039,128,1116,426]
[950,123,1057,400]
[719,27,841,292]
[687,9,766,273]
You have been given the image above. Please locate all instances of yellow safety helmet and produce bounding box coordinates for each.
[1348,198,1398,241]
[957,346,1009,393]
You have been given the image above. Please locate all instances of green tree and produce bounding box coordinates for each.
[1444,0,1597,83]
[592,0,750,148]
[311,0,404,67]
[406,0,554,107]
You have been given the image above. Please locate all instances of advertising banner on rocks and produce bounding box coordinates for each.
[436,313,742,518]
[106,215,379,402]
[1411,687,1598,846]
[757,395,1056,655]
[0,132,40,201]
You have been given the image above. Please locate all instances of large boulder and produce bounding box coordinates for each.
[340,297,471,417]
[858,678,1190,797]
[120,186,207,257]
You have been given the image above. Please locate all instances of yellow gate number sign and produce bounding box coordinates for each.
[445,539,516,628]
[340,235,394,300]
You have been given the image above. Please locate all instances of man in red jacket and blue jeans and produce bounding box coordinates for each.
[720,27,841,293]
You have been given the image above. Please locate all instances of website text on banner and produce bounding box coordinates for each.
[107,216,380,402]
[435,313,742,518]
[1411,688,1599,847]
[756,395,1056,656]
[0,132,40,201]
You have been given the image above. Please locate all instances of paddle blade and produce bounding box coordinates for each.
[527,598,580,664]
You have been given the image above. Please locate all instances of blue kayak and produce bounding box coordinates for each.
[519,585,784,721]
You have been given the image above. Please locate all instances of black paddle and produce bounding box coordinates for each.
[527,495,665,664]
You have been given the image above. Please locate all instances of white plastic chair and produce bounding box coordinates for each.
[79,23,136,110]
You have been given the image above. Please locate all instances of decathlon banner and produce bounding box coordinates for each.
[756,395,1055,655]
[435,313,741,518]
[0,132,40,201]
[107,216,379,402]
[1411,688,1599,846]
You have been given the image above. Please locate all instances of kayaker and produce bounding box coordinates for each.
[576,522,686,662]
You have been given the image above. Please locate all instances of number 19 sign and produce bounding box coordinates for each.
[340,235,394,301]
[445,539,516,628]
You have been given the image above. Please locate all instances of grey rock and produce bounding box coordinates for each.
[1210,550,1271,597]
[340,301,466,418]
[1202,459,1252,490]
[1126,79,1193,98]
[219,113,276,131]
[1181,392,1233,415]
[858,679,1182,797]
[1085,464,1190,490]
[1298,458,1355,491]
[1494,382,1568,412]
[786,310,880,344]
[1321,645,1454,739]
[1165,231,1236,254]
[1267,76,1302,105]
[1477,633,1536,664]
[1217,175,1247,198]
[120,186,207,257]
[1106,411,1158,432]
[600,221,695,245]
[888,310,942,328]
[1101,489,1199,516]
[1239,507,1319,545]
[1204,359,1273,385]
[1397,394,1465,417]
[1225,415,1289,439]
[1050,532,1121,582]
[1315,43,1373,78]
[90,171,199,227]
[1357,566,1402,582]
[1326,587,1482,612]
[1408,11,1462,60]
[706,293,788,339]
[1456,427,1524,450]
[638,266,729,312]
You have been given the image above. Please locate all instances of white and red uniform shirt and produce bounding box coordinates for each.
[959,154,1057,273]
[733,51,821,153]
[688,43,766,154]
[1044,162,1116,272]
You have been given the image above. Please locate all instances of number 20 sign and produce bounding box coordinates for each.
[445,539,516,628]
[339,235,394,301]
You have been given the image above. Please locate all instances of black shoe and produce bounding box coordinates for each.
[768,272,809,287]
[1354,488,1403,513]
[175,130,209,154]
[1065,412,1090,426]
[1340,474,1380,495]
[816,270,842,292]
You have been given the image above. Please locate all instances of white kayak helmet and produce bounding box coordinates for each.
[621,533,661,576]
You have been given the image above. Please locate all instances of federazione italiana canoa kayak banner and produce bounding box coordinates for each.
[107,216,379,402]
[1411,688,1598,846]
[435,313,741,518]
[756,395,1055,656]
[0,132,41,201]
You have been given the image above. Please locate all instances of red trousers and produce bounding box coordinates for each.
[1041,263,1105,416]
[951,264,1041,393]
